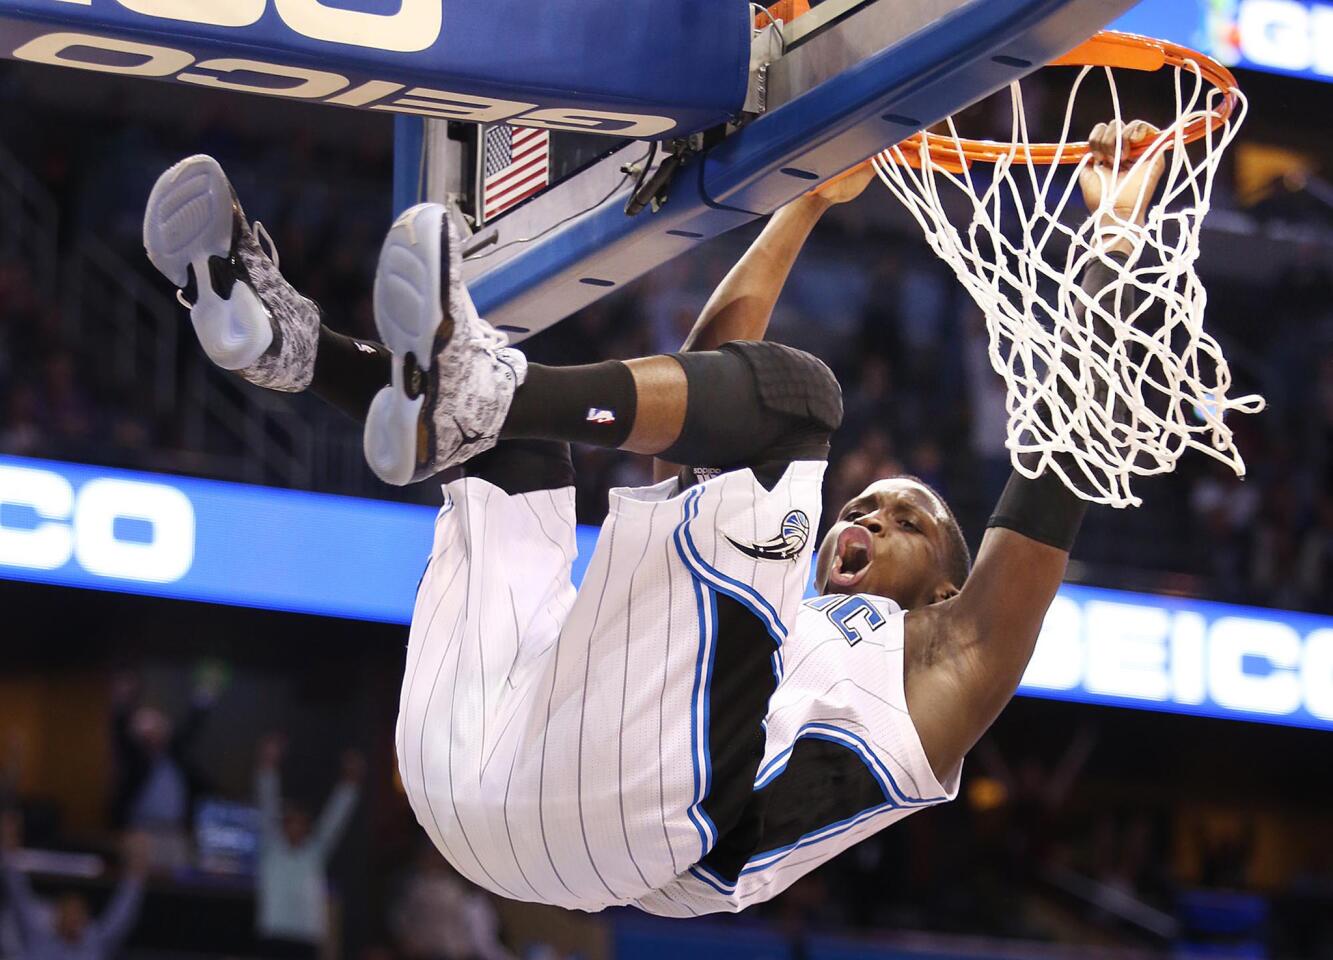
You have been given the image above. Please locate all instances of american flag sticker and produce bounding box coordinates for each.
[480,124,550,222]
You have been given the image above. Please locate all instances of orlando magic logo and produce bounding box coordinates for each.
[726,510,811,562]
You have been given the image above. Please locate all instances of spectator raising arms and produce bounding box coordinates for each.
[255,734,363,960]
[0,812,148,960]
[108,668,224,873]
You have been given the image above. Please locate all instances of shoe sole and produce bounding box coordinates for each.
[364,203,454,486]
[143,155,273,371]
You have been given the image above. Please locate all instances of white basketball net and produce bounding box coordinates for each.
[872,58,1265,507]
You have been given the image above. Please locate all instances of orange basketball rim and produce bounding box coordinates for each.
[896,30,1243,169]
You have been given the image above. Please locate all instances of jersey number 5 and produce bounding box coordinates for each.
[808,595,886,647]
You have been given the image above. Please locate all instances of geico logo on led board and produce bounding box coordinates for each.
[1024,595,1333,722]
[47,0,442,53]
[1236,0,1333,76]
[0,464,195,584]
[9,27,676,137]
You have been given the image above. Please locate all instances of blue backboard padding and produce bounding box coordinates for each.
[0,0,750,137]
[393,115,427,214]
[4,455,1332,732]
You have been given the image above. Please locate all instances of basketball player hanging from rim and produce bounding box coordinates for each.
[145,119,1168,914]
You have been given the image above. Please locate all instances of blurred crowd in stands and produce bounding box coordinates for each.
[0,661,544,960]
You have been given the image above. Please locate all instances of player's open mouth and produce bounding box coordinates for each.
[829,525,874,589]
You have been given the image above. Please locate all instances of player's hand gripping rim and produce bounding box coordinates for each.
[1079,119,1169,254]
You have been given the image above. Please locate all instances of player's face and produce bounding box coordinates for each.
[814,478,956,608]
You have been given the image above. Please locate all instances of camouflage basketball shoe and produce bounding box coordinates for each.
[363,203,527,486]
[143,155,319,393]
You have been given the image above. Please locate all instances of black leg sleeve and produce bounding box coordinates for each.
[500,361,638,449]
[496,342,841,480]
[310,326,391,423]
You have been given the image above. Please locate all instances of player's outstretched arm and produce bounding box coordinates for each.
[678,162,876,352]
[903,121,1165,783]
[651,163,875,479]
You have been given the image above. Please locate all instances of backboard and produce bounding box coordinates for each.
[400,0,1142,340]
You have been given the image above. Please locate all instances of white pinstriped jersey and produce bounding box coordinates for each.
[634,593,960,915]
[396,461,957,917]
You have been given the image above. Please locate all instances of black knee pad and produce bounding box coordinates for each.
[663,341,843,469]
[720,340,843,436]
